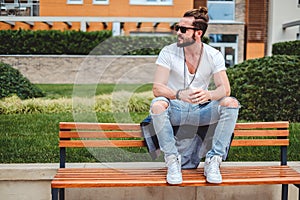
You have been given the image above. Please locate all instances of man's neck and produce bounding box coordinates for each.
[184,42,203,57]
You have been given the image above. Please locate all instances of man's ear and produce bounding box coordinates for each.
[196,30,203,38]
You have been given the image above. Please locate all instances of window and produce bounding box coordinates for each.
[93,0,109,4]
[207,0,235,21]
[130,0,172,6]
[67,0,83,4]
[209,34,238,67]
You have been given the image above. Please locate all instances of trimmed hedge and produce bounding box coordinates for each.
[0,30,112,55]
[227,55,300,122]
[0,62,44,99]
[0,29,209,55]
[272,40,300,56]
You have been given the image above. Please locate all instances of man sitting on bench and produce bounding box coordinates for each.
[149,7,240,185]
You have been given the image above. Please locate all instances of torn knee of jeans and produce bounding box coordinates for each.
[219,97,239,108]
[151,100,169,114]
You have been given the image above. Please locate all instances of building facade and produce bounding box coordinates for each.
[0,0,299,65]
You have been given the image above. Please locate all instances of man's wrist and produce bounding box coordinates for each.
[208,91,213,101]
[176,89,182,100]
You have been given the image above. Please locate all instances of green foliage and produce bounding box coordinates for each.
[0,91,153,114]
[0,62,45,99]
[0,29,112,55]
[91,35,209,55]
[272,40,300,56]
[228,55,300,122]
[0,29,209,55]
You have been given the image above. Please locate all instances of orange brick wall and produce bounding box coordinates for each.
[246,42,265,60]
[40,0,191,17]
[0,0,192,32]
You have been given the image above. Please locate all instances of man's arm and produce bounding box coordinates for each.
[210,70,231,99]
[152,65,177,99]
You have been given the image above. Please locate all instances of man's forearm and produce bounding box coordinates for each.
[153,84,177,100]
[209,85,230,101]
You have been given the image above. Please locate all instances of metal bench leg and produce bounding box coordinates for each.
[51,188,59,200]
[282,184,288,200]
[294,184,300,200]
[59,188,65,200]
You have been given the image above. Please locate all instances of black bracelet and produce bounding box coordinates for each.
[176,89,181,100]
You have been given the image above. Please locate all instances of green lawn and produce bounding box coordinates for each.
[36,83,153,99]
[0,84,299,163]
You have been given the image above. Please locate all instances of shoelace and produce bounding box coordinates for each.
[168,158,180,173]
[208,158,220,174]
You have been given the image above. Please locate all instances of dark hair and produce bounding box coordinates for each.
[183,7,209,38]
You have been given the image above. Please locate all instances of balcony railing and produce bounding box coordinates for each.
[0,0,39,16]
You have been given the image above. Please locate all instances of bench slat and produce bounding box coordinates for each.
[231,139,289,146]
[60,121,289,131]
[51,166,300,188]
[59,129,288,139]
[59,140,146,147]
[60,122,140,131]
[233,130,288,137]
[234,121,289,129]
[59,131,142,138]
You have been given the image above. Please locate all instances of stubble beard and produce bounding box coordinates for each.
[177,34,196,48]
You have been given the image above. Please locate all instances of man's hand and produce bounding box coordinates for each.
[189,88,211,104]
[177,88,211,104]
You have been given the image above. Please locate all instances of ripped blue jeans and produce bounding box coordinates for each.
[150,97,239,158]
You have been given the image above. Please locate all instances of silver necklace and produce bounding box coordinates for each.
[183,43,203,89]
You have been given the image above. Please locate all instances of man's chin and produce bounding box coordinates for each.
[177,40,196,47]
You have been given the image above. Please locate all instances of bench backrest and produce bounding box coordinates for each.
[59,121,289,168]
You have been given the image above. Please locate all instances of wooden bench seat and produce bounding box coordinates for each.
[51,121,300,200]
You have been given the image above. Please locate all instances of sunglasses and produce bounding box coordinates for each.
[175,25,199,33]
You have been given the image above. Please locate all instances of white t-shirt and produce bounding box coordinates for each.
[155,43,226,91]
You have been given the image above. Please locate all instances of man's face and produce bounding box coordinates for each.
[176,17,197,47]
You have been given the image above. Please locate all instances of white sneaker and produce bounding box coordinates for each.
[204,155,222,184]
[165,154,182,185]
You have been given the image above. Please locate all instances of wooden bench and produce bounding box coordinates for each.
[51,121,300,200]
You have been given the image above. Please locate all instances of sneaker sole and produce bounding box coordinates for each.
[167,176,183,185]
[167,180,183,185]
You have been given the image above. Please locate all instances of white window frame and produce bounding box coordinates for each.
[67,0,83,5]
[209,34,238,66]
[130,0,173,6]
[207,0,235,22]
[93,0,109,5]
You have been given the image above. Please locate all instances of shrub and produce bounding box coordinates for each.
[0,62,45,99]
[0,91,153,114]
[0,29,112,55]
[272,40,300,56]
[0,29,209,55]
[227,55,300,122]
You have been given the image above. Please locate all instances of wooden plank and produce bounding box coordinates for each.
[59,140,146,147]
[60,122,289,131]
[60,138,289,148]
[60,122,140,131]
[59,131,142,139]
[51,166,300,188]
[234,121,289,129]
[233,129,289,137]
[231,139,289,146]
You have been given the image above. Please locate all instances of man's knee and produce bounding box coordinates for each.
[220,97,239,108]
[151,100,169,114]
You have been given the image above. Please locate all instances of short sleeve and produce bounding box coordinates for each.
[155,46,172,70]
[212,51,226,74]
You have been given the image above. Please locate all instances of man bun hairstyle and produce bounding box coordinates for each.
[183,7,209,38]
